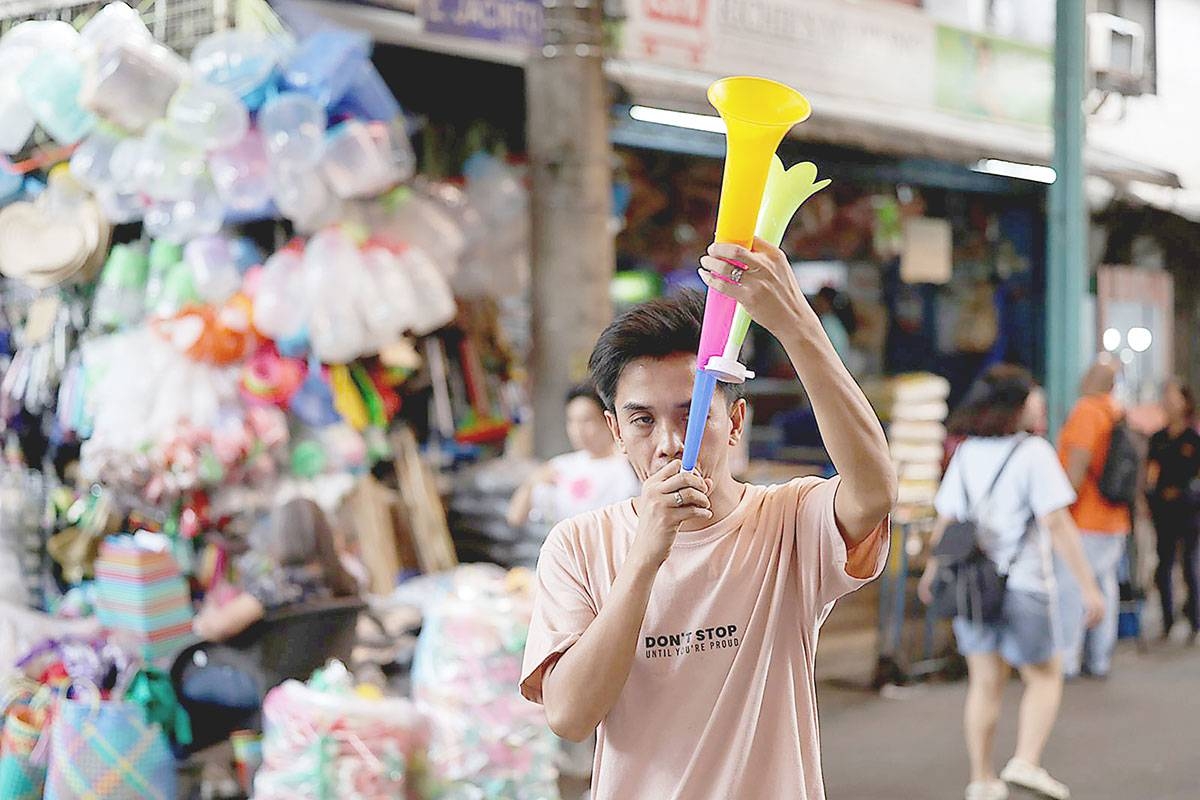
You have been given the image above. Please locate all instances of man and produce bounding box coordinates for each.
[507,384,641,530]
[1056,357,1130,678]
[520,238,896,799]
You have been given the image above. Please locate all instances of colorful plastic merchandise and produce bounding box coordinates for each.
[94,537,194,662]
[254,667,429,800]
[0,3,415,241]
[411,567,559,800]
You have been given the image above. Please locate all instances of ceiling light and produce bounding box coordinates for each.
[629,105,726,135]
[972,159,1057,184]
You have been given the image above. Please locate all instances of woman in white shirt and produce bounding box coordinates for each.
[919,365,1105,800]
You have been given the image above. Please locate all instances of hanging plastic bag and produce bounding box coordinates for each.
[252,247,309,346]
[401,244,456,336]
[304,228,370,363]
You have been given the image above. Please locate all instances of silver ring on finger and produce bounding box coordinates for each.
[673,490,684,507]
[729,266,746,284]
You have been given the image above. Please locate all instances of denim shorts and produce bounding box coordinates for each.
[953,588,1060,667]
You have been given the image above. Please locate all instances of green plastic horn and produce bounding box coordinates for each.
[704,156,831,382]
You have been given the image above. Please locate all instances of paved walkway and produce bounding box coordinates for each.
[818,638,1200,800]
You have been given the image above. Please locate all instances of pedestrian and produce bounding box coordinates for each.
[919,364,1104,800]
[1056,357,1132,678]
[506,383,641,530]
[1146,379,1200,644]
[520,238,897,800]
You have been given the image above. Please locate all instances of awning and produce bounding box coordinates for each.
[289,1,1183,193]
[606,60,1181,190]
[287,0,528,66]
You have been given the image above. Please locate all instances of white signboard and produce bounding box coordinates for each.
[622,0,936,109]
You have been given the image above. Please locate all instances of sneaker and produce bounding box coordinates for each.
[1001,759,1070,800]
[965,780,1009,800]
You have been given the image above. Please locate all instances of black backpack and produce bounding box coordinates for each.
[1098,419,1140,505]
[930,436,1032,625]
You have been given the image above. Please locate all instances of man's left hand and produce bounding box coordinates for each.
[698,237,818,339]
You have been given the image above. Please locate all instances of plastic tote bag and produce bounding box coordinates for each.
[43,683,176,800]
[0,682,53,800]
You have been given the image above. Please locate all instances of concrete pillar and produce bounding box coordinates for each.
[526,0,614,457]
[1046,0,1088,436]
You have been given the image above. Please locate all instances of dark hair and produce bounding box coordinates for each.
[565,383,603,409]
[588,289,745,412]
[946,364,1036,438]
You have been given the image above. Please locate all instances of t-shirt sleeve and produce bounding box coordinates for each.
[1025,437,1078,517]
[795,476,891,611]
[519,523,597,704]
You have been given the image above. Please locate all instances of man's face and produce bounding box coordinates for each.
[565,396,613,457]
[604,352,746,482]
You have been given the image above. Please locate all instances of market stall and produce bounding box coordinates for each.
[0,2,558,797]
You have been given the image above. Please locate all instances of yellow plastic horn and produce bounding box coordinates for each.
[707,77,811,248]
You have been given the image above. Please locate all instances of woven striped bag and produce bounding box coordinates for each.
[43,683,176,800]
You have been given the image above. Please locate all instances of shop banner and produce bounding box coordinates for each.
[621,0,935,109]
[419,0,544,47]
[620,0,1053,129]
[934,25,1052,126]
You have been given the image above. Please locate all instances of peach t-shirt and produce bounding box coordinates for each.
[520,476,889,800]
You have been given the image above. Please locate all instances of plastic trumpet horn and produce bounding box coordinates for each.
[707,157,831,383]
[682,77,811,473]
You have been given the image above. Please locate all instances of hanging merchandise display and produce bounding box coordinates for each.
[0,2,547,794]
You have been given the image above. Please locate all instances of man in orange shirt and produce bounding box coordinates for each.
[1057,358,1130,678]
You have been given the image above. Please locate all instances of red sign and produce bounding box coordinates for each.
[644,0,707,27]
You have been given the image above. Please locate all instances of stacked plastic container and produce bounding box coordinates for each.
[94,536,194,661]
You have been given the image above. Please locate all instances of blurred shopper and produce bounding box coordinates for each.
[507,384,640,529]
[812,286,854,359]
[1056,358,1133,678]
[186,498,358,707]
[920,365,1103,800]
[1146,380,1200,643]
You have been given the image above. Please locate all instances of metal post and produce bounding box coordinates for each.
[526,0,614,457]
[1046,0,1088,436]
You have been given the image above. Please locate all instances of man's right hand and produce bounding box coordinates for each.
[630,460,713,568]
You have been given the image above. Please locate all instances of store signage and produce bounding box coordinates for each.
[934,26,1052,126]
[419,0,544,48]
[621,0,1052,128]
[622,0,935,108]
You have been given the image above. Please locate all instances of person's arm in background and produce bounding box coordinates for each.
[1064,446,1091,493]
[192,593,265,642]
[540,461,712,741]
[917,515,951,605]
[1059,401,1102,493]
[701,238,896,543]
[506,462,558,528]
[1043,507,1105,627]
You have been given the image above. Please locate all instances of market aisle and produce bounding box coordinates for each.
[818,640,1200,800]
